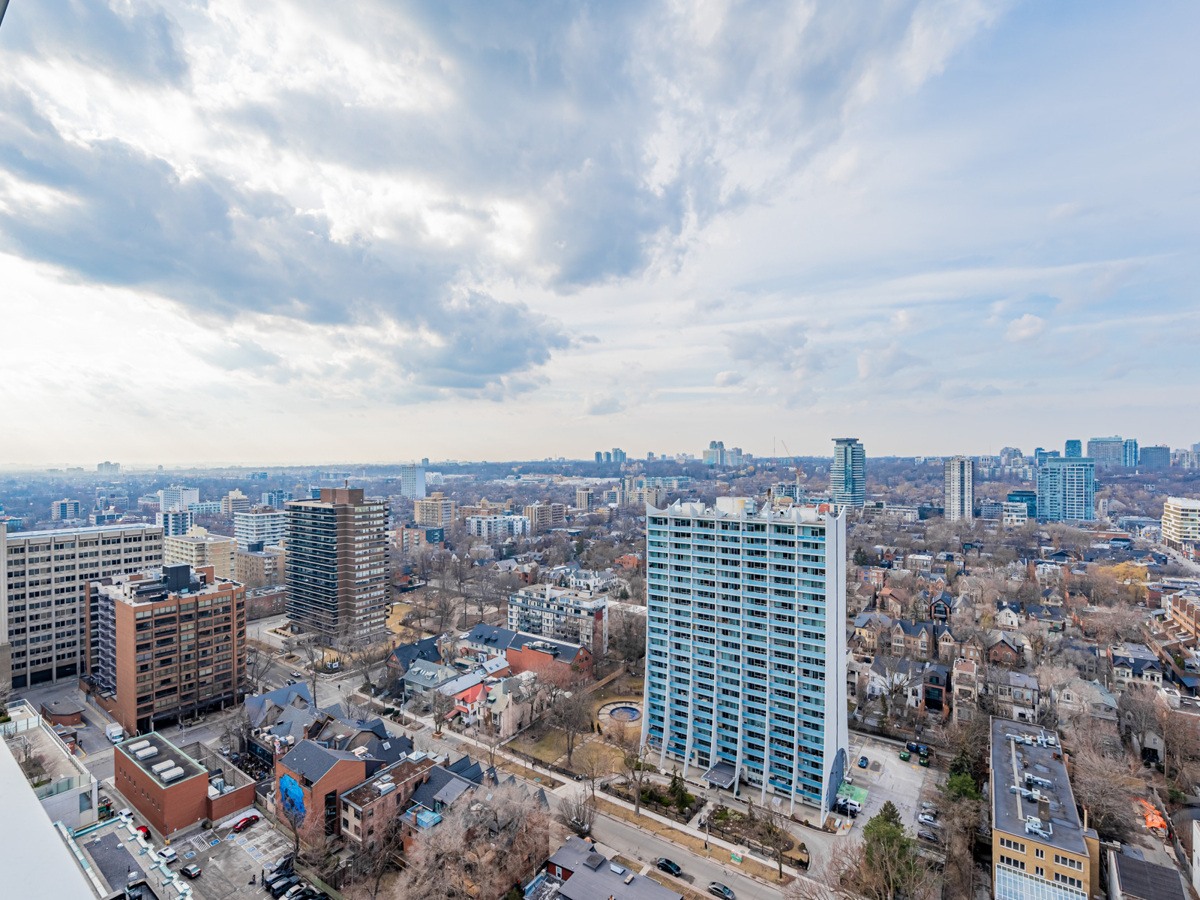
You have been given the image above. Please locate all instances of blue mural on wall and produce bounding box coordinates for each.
[279,773,306,824]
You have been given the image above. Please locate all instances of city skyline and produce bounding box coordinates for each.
[1,3,1198,464]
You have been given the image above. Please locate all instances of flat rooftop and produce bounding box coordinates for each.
[116,733,206,787]
[2,700,92,786]
[990,718,1088,856]
[9,522,160,540]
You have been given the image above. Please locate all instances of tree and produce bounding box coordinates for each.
[609,607,647,665]
[754,806,795,879]
[1118,683,1159,754]
[620,733,654,817]
[787,803,936,900]
[548,689,591,768]
[1068,737,1139,841]
[347,813,409,900]
[1157,702,1200,786]
[298,635,324,703]
[853,547,870,566]
[244,644,272,695]
[431,689,455,735]
[558,789,596,836]
[575,741,610,801]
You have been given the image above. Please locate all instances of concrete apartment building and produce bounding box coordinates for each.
[466,513,531,541]
[944,456,974,523]
[85,564,247,735]
[234,508,287,547]
[237,545,286,589]
[990,718,1098,900]
[831,438,865,509]
[2,522,163,690]
[156,508,195,536]
[507,584,609,656]
[524,502,566,535]
[414,491,456,528]
[163,527,236,580]
[399,465,427,500]
[1162,497,1200,555]
[643,498,848,815]
[221,489,252,514]
[158,485,199,512]
[286,488,389,642]
[50,499,82,521]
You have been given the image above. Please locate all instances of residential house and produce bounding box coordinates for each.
[540,836,682,900]
[1106,844,1187,900]
[1110,644,1164,690]
[403,659,461,699]
[993,671,1041,723]
[986,631,1023,667]
[385,636,444,683]
[1054,679,1118,724]
[460,623,595,682]
[951,658,978,724]
[995,602,1022,632]
[340,754,438,852]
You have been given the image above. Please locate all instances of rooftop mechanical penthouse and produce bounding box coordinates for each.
[642,497,848,817]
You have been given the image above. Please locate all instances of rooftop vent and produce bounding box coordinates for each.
[126,740,151,753]
[135,746,159,760]
[160,766,186,783]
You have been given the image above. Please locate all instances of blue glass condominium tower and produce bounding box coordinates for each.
[642,498,849,816]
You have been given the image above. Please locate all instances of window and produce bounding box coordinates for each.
[1054,855,1083,871]
[999,837,1026,853]
[999,855,1025,871]
[1054,873,1082,889]
[1035,848,1045,859]
[1035,866,1044,877]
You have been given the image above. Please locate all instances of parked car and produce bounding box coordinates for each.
[283,884,312,900]
[918,830,940,843]
[270,876,301,898]
[290,671,303,678]
[264,873,294,891]
[157,847,177,863]
[117,808,133,821]
[285,679,297,685]
[921,801,937,810]
[656,858,683,877]
[857,756,869,768]
[707,883,736,900]
[233,814,260,833]
[181,864,202,879]
[918,814,940,828]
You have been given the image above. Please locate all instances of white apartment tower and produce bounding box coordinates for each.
[234,509,287,547]
[399,465,427,500]
[643,498,848,816]
[158,485,200,512]
[3,522,163,689]
[944,456,974,523]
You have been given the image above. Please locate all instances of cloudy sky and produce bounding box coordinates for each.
[1,1,1197,466]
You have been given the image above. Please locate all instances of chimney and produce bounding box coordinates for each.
[1038,797,1050,823]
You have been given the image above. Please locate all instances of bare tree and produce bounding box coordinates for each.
[346,813,409,900]
[1118,683,1159,754]
[1068,731,1140,841]
[754,806,795,879]
[620,733,654,817]
[474,718,505,771]
[1157,701,1200,786]
[548,689,591,768]
[431,689,454,735]
[609,606,647,665]
[298,635,324,702]
[575,741,610,801]
[558,789,596,836]
[244,644,272,695]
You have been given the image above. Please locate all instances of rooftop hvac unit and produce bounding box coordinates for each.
[378,774,394,783]
[160,766,186,783]
[151,760,175,774]
[136,746,159,760]
[377,783,396,795]
[127,740,151,753]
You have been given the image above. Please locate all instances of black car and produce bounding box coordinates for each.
[918,830,941,844]
[264,873,292,891]
[708,883,736,900]
[656,858,683,877]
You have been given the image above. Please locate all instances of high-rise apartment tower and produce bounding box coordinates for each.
[285,489,388,642]
[830,438,865,509]
[944,457,974,523]
[643,498,848,816]
[1036,458,1096,522]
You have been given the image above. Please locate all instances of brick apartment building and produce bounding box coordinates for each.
[85,564,247,736]
[340,755,437,851]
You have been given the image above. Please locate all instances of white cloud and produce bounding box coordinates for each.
[1006,313,1045,342]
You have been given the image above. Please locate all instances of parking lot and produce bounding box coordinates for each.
[82,806,297,900]
[842,734,943,833]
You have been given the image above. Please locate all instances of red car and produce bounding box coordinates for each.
[232,815,260,833]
